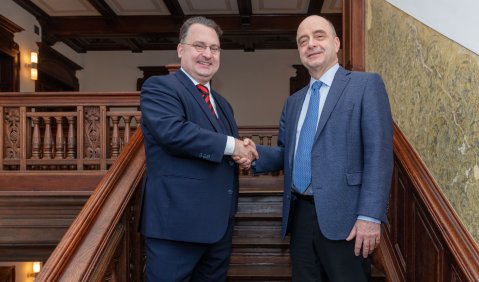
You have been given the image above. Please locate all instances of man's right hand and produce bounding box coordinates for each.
[232,138,258,169]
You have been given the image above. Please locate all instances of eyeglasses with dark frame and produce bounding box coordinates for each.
[181,42,221,54]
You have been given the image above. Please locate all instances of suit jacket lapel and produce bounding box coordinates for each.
[315,67,350,139]
[175,71,222,132]
[213,91,239,137]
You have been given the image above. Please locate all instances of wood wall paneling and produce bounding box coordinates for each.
[378,125,479,281]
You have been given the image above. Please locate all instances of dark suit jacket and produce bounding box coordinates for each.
[255,67,393,240]
[139,70,239,244]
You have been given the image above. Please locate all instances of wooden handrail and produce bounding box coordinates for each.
[35,129,145,281]
[0,92,139,106]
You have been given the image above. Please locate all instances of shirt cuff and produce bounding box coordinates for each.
[224,136,235,155]
[357,215,381,224]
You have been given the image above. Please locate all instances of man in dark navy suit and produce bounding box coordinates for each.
[249,15,394,281]
[139,16,257,281]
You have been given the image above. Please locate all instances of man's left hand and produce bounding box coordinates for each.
[346,219,381,258]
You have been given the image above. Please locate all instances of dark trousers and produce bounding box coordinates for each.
[290,194,371,282]
[144,219,234,282]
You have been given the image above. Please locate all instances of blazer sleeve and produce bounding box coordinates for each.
[140,76,228,163]
[357,73,394,221]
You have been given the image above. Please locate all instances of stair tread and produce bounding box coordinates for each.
[228,264,291,278]
[239,187,283,195]
[236,212,281,218]
[233,237,287,244]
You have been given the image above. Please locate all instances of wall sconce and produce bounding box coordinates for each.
[27,261,42,278]
[26,51,38,81]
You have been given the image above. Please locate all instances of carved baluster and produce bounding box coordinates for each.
[54,116,64,159]
[133,115,141,130]
[259,136,265,146]
[67,116,76,159]
[123,115,131,146]
[31,117,41,159]
[42,116,53,159]
[111,115,120,158]
[267,136,272,146]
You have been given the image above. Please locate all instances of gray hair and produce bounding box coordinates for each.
[179,16,223,42]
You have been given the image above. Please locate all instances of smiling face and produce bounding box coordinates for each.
[177,23,220,84]
[296,16,340,79]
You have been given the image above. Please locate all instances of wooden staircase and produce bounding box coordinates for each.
[227,175,386,282]
[229,175,290,281]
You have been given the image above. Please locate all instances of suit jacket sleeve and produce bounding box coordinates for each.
[357,73,393,221]
[141,75,228,163]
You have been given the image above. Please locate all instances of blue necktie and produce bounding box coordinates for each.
[293,81,322,193]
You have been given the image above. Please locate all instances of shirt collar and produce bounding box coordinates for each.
[309,63,339,88]
[180,68,211,92]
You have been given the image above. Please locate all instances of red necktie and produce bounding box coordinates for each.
[196,84,217,117]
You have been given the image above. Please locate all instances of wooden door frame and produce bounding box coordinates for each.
[343,0,365,71]
[0,15,23,92]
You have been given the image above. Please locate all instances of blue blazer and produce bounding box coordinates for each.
[255,67,393,240]
[139,70,239,244]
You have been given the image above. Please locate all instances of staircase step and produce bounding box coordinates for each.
[239,175,284,190]
[228,263,386,282]
[239,187,283,196]
[227,264,291,281]
[235,212,281,219]
[230,253,290,265]
[233,237,289,249]
[370,265,386,282]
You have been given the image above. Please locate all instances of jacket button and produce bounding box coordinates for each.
[227,189,233,195]
[228,160,234,166]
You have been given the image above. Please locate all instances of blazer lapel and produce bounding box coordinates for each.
[315,67,351,139]
[213,91,239,137]
[175,71,222,132]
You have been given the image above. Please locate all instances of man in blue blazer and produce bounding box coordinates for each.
[140,17,257,281]
[252,16,393,281]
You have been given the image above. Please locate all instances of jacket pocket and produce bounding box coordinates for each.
[346,172,362,186]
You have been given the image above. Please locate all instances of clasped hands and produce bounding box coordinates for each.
[232,138,258,170]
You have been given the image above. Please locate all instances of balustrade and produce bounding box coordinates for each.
[0,92,140,171]
[1,92,278,172]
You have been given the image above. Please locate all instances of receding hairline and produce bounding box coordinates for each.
[296,15,338,39]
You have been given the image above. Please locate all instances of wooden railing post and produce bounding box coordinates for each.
[31,116,41,160]
[55,116,64,159]
[67,116,76,160]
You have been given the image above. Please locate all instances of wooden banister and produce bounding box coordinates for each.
[35,129,145,281]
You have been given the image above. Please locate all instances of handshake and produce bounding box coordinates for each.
[232,138,258,170]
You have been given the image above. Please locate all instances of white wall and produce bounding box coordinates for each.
[1,1,42,91]
[78,49,301,125]
[385,0,479,55]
